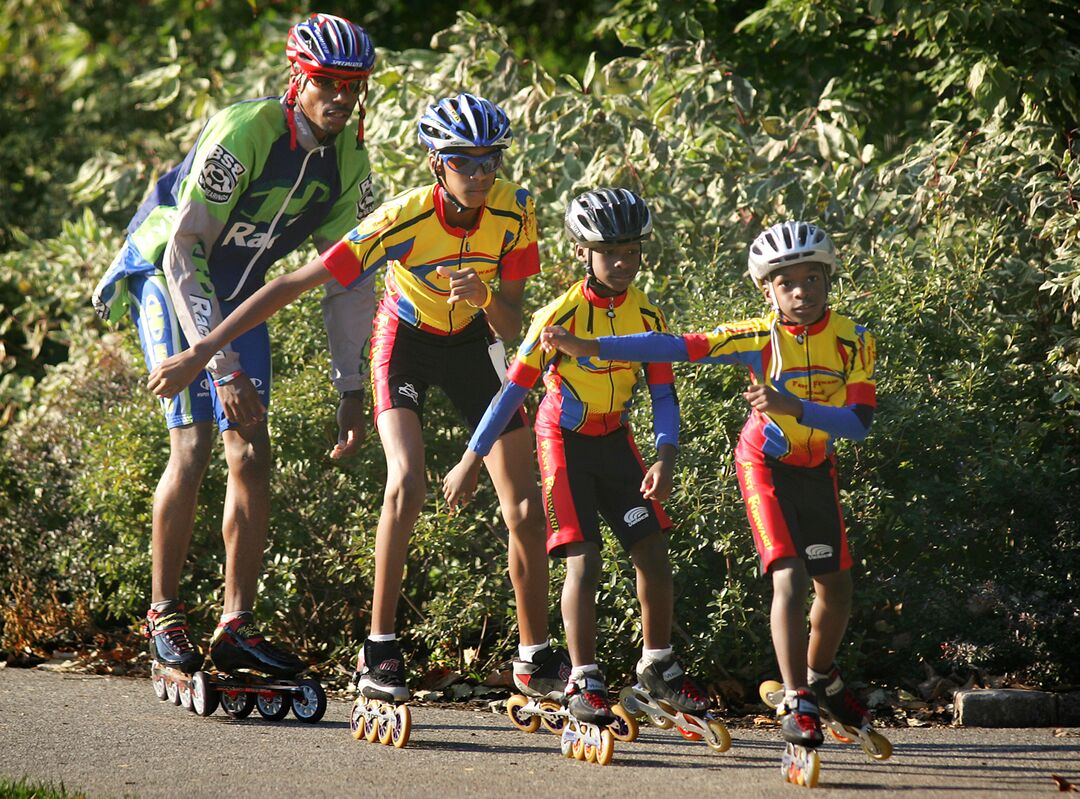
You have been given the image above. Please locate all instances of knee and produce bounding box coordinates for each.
[770,560,810,605]
[816,571,854,608]
[223,433,271,480]
[383,471,427,516]
[565,546,603,589]
[167,427,214,479]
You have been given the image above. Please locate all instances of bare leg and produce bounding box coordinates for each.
[808,569,853,673]
[370,408,426,635]
[561,541,602,666]
[630,531,673,650]
[220,423,272,614]
[151,423,215,603]
[770,557,811,689]
[484,425,549,646]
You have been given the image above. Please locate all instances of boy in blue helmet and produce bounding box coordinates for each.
[146,93,562,705]
[91,13,379,681]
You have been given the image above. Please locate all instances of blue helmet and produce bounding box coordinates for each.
[417,93,512,150]
[286,13,376,77]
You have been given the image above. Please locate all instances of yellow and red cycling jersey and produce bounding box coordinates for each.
[508,280,677,443]
[597,309,876,467]
[321,180,539,334]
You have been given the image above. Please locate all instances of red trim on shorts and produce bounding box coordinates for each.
[369,308,400,426]
[536,432,586,554]
[734,440,799,571]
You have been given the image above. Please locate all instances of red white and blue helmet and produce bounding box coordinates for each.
[747,221,836,288]
[417,93,512,151]
[286,13,376,78]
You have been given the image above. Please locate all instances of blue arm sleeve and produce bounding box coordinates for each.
[468,382,531,456]
[648,381,680,450]
[597,332,690,363]
[799,401,875,441]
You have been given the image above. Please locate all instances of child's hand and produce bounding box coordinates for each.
[540,326,600,358]
[435,265,489,307]
[442,453,484,511]
[641,460,674,501]
[743,384,803,419]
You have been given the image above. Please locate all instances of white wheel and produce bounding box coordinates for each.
[190,671,218,717]
[291,678,326,723]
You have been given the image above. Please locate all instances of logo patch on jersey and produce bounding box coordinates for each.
[356,174,375,220]
[398,382,419,403]
[623,507,649,527]
[199,144,247,204]
[144,293,166,344]
[805,544,833,560]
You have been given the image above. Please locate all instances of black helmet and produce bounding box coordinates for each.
[565,188,653,246]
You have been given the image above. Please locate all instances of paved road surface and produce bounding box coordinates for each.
[1,668,1078,798]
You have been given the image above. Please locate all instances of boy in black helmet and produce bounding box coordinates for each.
[444,188,708,726]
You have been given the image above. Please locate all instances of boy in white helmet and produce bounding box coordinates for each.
[541,221,878,755]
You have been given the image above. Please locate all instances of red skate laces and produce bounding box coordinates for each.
[679,679,707,704]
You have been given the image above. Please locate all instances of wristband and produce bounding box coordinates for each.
[212,370,244,387]
[467,282,494,310]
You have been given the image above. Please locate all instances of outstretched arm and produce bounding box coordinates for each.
[540,325,600,358]
[147,257,333,400]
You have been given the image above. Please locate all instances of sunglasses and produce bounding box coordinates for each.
[438,150,503,177]
[308,74,366,95]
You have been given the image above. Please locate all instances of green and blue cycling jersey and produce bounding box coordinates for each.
[93,95,375,388]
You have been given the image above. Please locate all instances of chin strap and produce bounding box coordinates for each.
[436,174,468,213]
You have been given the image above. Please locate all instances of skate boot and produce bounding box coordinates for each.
[209,612,306,678]
[142,603,203,674]
[565,668,616,726]
[809,665,892,760]
[353,638,410,703]
[635,655,709,715]
[778,688,824,748]
[513,645,572,700]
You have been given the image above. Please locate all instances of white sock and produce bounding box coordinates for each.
[220,610,249,623]
[808,666,832,683]
[368,633,396,642]
[518,640,550,662]
[569,664,600,681]
[639,646,673,667]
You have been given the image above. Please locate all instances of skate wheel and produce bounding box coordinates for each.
[617,686,644,719]
[583,742,596,763]
[256,690,290,721]
[291,679,326,723]
[190,671,218,717]
[220,689,255,719]
[560,731,574,758]
[677,724,703,741]
[151,667,168,701]
[706,719,732,753]
[759,680,783,709]
[804,749,821,787]
[539,700,566,735]
[827,724,854,743]
[596,728,615,766]
[166,678,181,706]
[609,703,638,743]
[863,729,892,761]
[506,694,541,734]
[391,704,411,749]
[571,736,586,761]
[178,680,194,711]
[378,708,395,745]
[364,701,381,743]
[349,698,367,740]
[652,713,674,730]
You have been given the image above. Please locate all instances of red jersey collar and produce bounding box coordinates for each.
[433,184,484,236]
[779,308,831,336]
[581,280,629,309]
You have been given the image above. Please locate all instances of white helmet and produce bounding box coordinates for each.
[747,221,835,288]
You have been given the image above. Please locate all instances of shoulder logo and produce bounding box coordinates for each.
[198,144,247,204]
[624,507,649,527]
[805,544,833,560]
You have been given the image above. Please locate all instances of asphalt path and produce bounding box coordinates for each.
[1,667,1078,798]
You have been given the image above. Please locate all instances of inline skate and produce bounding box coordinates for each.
[349,638,411,748]
[505,650,637,747]
[808,666,892,760]
[760,682,823,788]
[618,655,731,752]
[149,610,326,723]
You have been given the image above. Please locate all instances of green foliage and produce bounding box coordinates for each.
[1,4,1078,693]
